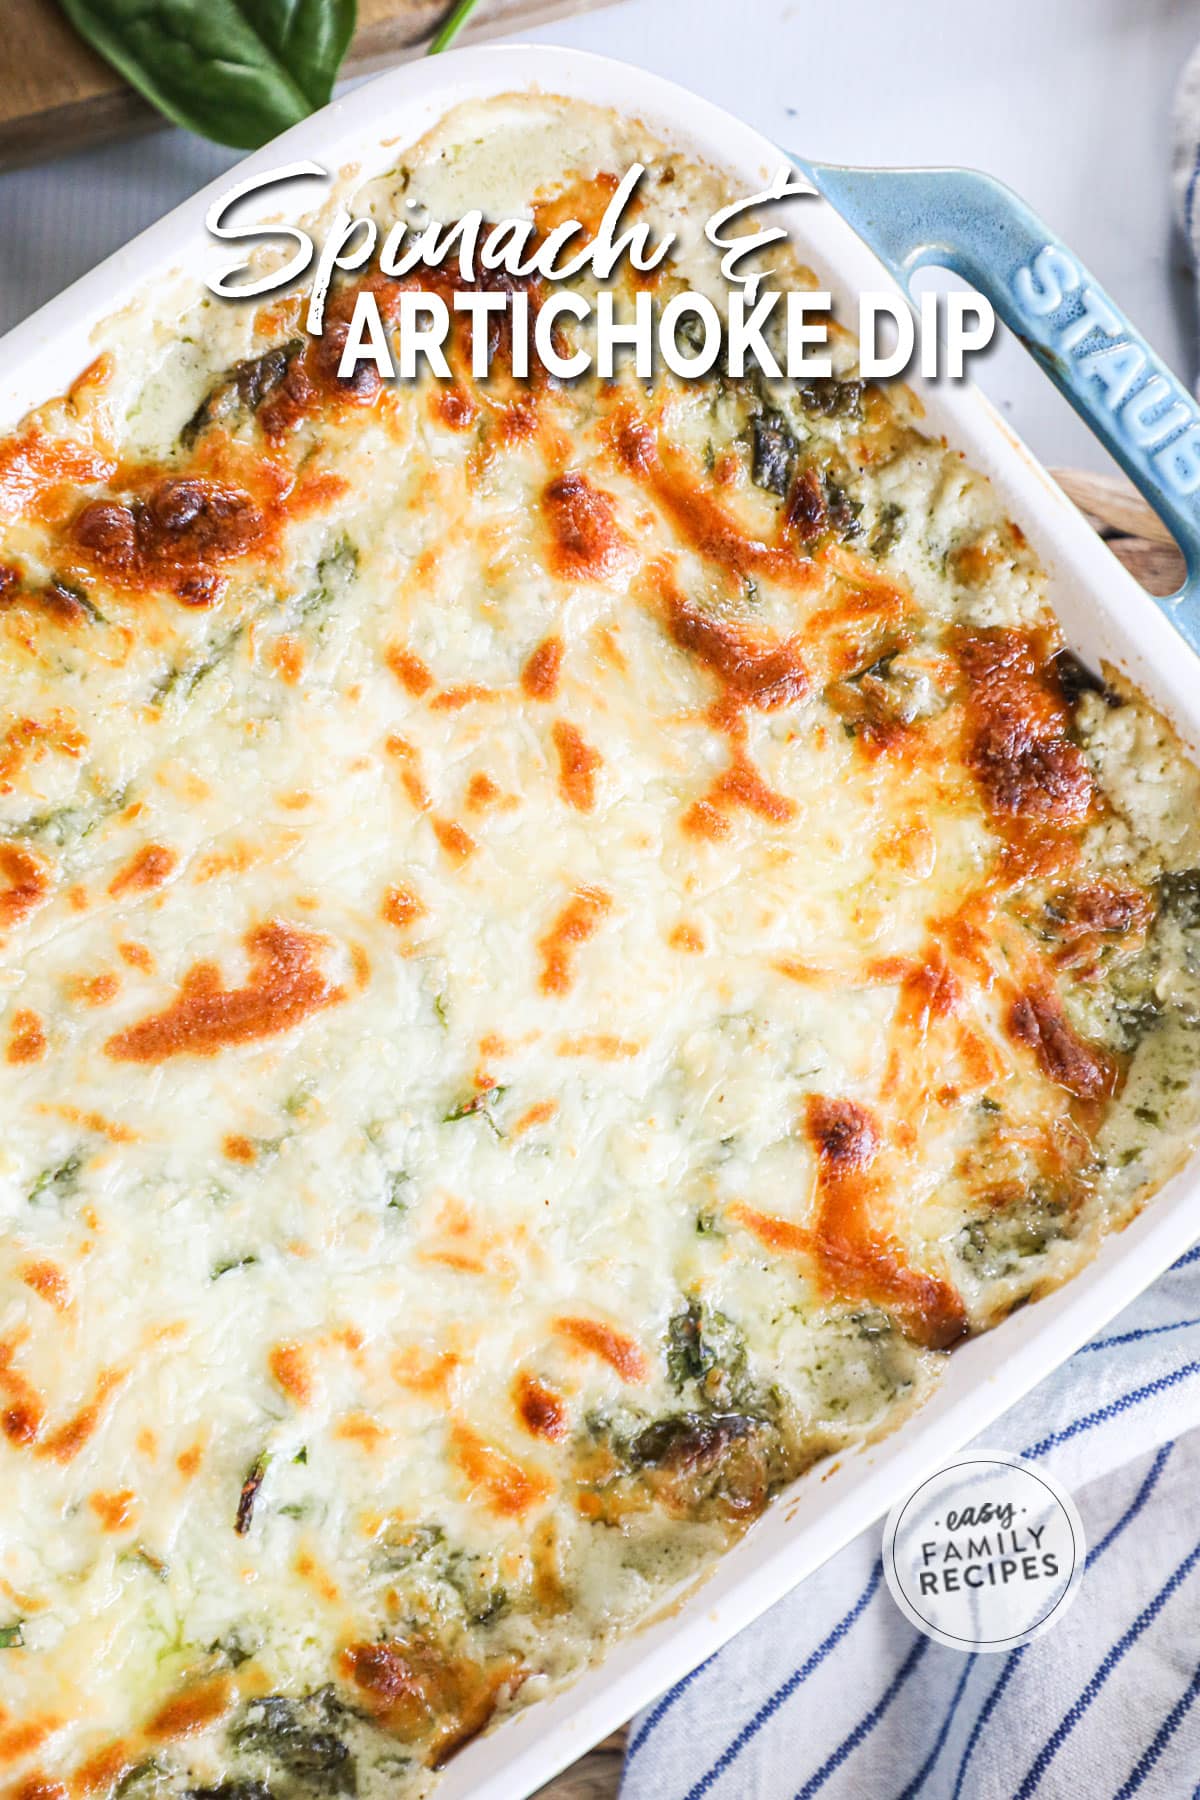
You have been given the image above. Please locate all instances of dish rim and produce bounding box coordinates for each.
[3,42,1200,1800]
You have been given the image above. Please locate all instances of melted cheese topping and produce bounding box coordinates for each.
[3,95,1200,1799]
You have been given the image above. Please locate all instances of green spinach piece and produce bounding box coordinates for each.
[443,1086,506,1134]
[796,376,864,419]
[665,1296,749,1397]
[869,501,904,558]
[186,1785,272,1800]
[235,1450,270,1535]
[120,1543,170,1581]
[1159,867,1200,932]
[231,1689,357,1794]
[957,1192,1067,1281]
[181,340,305,448]
[1053,647,1122,712]
[28,1154,83,1204]
[153,624,243,704]
[629,1411,755,1471]
[292,535,358,624]
[4,779,129,849]
[212,1255,258,1279]
[823,475,862,540]
[57,0,357,150]
[749,411,796,497]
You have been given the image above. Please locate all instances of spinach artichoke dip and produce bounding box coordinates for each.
[2,93,1200,1799]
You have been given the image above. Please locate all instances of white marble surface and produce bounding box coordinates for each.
[0,0,1196,472]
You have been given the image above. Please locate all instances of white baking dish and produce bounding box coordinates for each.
[4,44,1199,1800]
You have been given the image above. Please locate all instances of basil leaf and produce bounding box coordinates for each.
[57,0,357,149]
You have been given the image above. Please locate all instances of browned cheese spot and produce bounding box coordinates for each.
[956,628,1094,864]
[551,719,601,812]
[1007,989,1118,1100]
[107,843,177,899]
[682,747,797,839]
[553,1315,648,1382]
[67,970,121,1008]
[71,479,266,607]
[386,643,435,697]
[6,1008,46,1064]
[514,1372,568,1441]
[104,920,343,1062]
[431,685,495,712]
[19,1259,69,1311]
[450,1421,553,1519]
[803,1095,966,1350]
[537,887,611,996]
[340,1635,526,1767]
[144,1675,234,1741]
[521,635,564,700]
[269,1340,314,1406]
[542,472,628,581]
[0,843,49,928]
[662,584,810,717]
[382,882,426,930]
[733,1095,966,1351]
[432,817,476,865]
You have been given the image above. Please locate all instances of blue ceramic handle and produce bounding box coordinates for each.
[793,161,1200,654]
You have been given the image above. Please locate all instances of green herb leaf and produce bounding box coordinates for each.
[235,1450,270,1535]
[292,535,358,624]
[230,1690,356,1791]
[442,1086,506,1134]
[28,1154,83,1205]
[0,1621,23,1648]
[120,1543,170,1581]
[57,0,358,150]
[152,624,243,705]
[212,1254,258,1279]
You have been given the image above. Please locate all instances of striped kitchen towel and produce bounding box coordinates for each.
[1174,40,1200,285]
[620,1244,1200,1800]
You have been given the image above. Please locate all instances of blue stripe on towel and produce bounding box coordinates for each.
[1111,1657,1200,1800]
[792,1635,930,1800]
[892,1651,975,1799]
[951,1649,1026,1800]
[672,1562,884,1800]
[1076,1316,1200,1354]
[1013,1531,1200,1798]
[625,1654,717,1763]
[952,1443,1174,1798]
[1022,1364,1200,1460]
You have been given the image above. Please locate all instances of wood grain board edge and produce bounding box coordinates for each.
[1052,467,1185,598]
[533,1727,629,1800]
[1050,467,1177,548]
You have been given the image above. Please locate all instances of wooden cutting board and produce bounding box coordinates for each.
[0,0,604,171]
[523,470,1184,1800]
